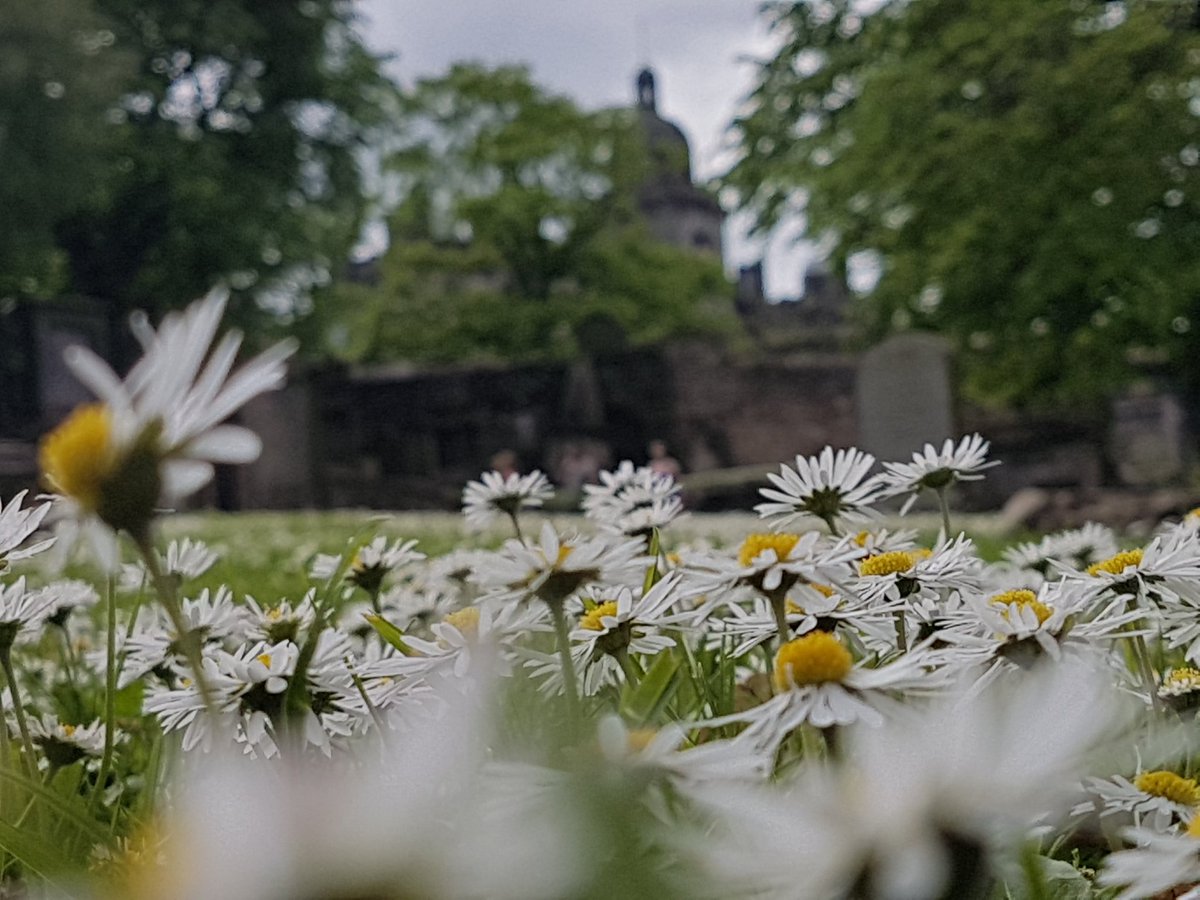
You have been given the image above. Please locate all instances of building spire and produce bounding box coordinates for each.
[636,68,656,113]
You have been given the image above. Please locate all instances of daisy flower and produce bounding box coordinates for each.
[346,536,424,597]
[119,538,219,592]
[755,446,882,534]
[1099,820,1200,899]
[1158,666,1200,713]
[543,574,689,694]
[37,578,100,629]
[119,586,242,687]
[935,582,1145,679]
[876,433,999,515]
[699,631,946,755]
[461,469,554,534]
[239,591,316,644]
[1075,770,1200,833]
[854,535,980,607]
[471,521,645,607]
[1004,523,1118,577]
[712,587,898,659]
[0,577,58,647]
[152,678,585,900]
[692,656,1134,900]
[596,714,776,787]
[582,462,684,540]
[28,714,106,770]
[1075,528,1200,601]
[0,490,54,571]
[145,640,302,756]
[38,287,295,551]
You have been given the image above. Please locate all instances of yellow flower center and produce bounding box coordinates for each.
[738,533,800,567]
[854,531,870,547]
[443,606,481,639]
[266,607,285,621]
[1188,506,1200,522]
[554,545,573,566]
[38,404,117,512]
[990,589,1052,625]
[859,550,918,577]
[581,600,619,631]
[1161,667,1200,696]
[1189,816,1200,838]
[774,632,853,691]
[1135,770,1200,806]
[255,653,272,668]
[62,724,76,738]
[1088,549,1143,577]
[627,728,657,752]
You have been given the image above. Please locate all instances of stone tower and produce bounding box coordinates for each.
[634,68,724,260]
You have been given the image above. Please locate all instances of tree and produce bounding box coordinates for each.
[0,0,133,297]
[313,64,737,364]
[727,0,1200,410]
[35,0,393,335]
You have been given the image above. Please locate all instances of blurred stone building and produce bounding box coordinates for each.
[633,68,724,259]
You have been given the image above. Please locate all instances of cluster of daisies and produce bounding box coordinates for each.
[3,291,1200,898]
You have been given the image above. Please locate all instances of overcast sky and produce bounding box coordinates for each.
[357,0,813,298]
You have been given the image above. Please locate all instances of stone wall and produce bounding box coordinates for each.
[234,343,864,510]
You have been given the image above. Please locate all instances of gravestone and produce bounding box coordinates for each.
[856,333,954,463]
[1110,390,1188,486]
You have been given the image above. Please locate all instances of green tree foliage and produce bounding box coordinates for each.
[5,0,393,334]
[728,0,1200,409]
[316,64,737,364]
[0,0,133,296]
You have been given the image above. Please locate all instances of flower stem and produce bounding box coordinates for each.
[547,601,580,721]
[134,536,218,717]
[935,487,953,538]
[613,645,643,686]
[893,611,908,654]
[507,510,526,545]
[769,591,790,651]
[93,574,118,809]
[1131,631,1163,715]
[0,646,37,779]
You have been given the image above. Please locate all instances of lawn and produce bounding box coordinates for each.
[144,508,1022,600]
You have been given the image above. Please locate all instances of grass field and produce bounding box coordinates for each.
[137,508,1025,600]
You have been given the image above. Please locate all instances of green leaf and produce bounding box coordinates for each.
[0,818,69,884]
[114,681,144,718]
[363,614,418,655]
[620,650,680,724]
[0,767,112,846]
[642,528,662,595]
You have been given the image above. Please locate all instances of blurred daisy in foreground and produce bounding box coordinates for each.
[692,657,1133,900]
[1099,820,1200,900]
[755,446,882,535]
[144,677,584,900]
[38,287,294,560]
